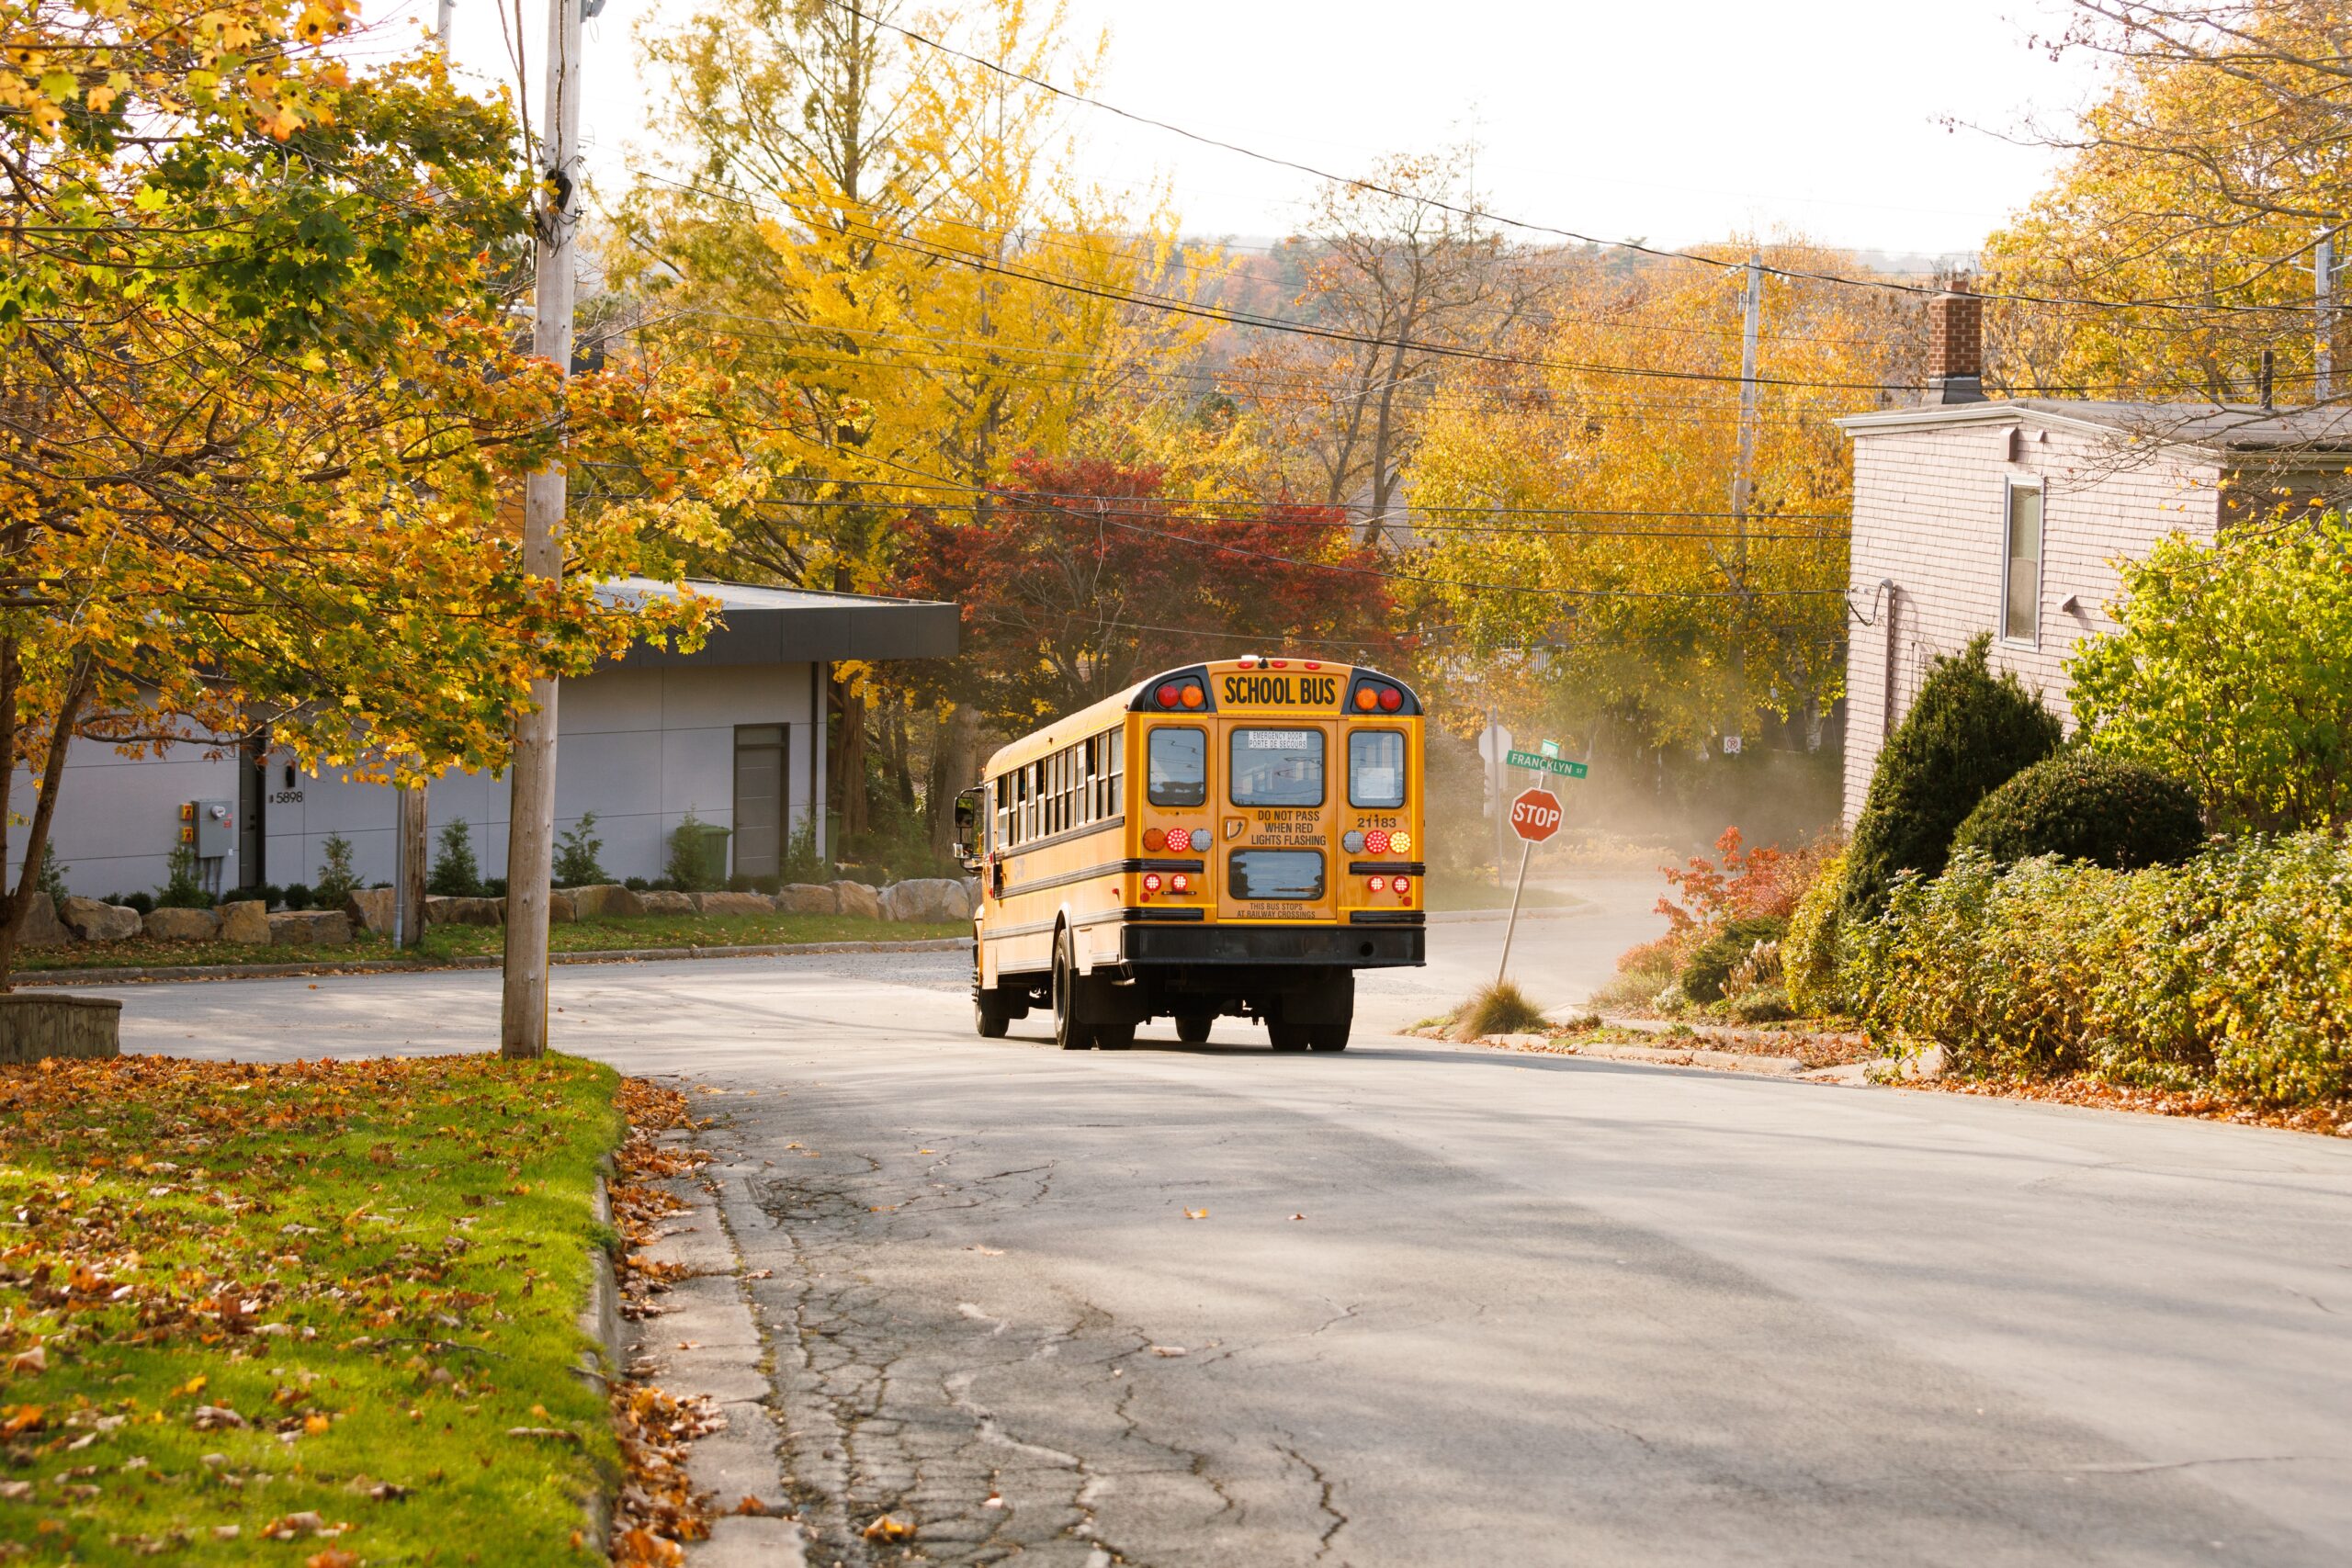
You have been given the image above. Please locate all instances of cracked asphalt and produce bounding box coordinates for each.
[102,879,2352,1566]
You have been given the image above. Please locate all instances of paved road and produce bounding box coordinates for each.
[96,882,2352,1566]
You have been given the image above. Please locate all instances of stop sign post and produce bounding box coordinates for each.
[1496,784,1568,988]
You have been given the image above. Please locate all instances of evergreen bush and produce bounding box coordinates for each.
[280,883,313,911]
[155,841,211,908]
[665,809,729,892]
[1951,752,2204,870]
[36,844,67,903]
[1841,634,2062,919]
[553,813,607,887]
[314,832,362,905]
[428,819,482,897]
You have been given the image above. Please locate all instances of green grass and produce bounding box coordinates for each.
[0,1054,623,1564]
[16,912,967,973]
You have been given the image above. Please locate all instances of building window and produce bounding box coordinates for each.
[2004,481,2042,643]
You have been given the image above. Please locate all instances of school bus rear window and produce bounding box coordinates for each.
[1230,728,1324,807]
[1148,727,1206,807]
[1349,730,1407,808]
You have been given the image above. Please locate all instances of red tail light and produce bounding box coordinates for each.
[1165,827,1191,852]
[1378,686,1403,712]
[1143,874,1162,893]
[1157,682,1181,708]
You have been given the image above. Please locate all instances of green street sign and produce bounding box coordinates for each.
[1507,749,1589,780]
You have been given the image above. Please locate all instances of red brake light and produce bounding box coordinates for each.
[1157,682,1181,708]
[1164,827,1191,852]
[1364,829,1390,854]
[1378,685,1403,712]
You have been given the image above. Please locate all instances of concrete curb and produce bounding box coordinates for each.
[576,1175,624,1554]
[15,936,971,988]
[1426,904,1591,925]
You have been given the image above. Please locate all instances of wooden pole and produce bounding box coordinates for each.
[398,785,428,949]
[501,0,580,1058]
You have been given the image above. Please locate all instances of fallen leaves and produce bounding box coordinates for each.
[1183,1209,1208,1221]
[863,1513,916,1542]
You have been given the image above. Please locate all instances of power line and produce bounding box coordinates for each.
[828,0,2326,321]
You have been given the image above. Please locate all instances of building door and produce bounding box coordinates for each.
[238,732,267,889]
[732,725,788,880]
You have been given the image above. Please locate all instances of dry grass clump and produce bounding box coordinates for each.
[1452,980,1551,1040]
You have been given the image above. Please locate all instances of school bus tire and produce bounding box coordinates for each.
[1174,1013,1214,1044]
[974,988,1012,1039]
[1308,1019,1351,1053]
[1267,1021,1311,1052]
[1053,929,1099,1051]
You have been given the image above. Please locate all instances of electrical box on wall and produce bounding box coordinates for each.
[192,799,233,859]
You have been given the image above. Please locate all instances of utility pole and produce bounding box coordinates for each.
[2318,232,2335,403]
[1725,253,1762,752]
[502,0,582,1058]
[436,0,453,43]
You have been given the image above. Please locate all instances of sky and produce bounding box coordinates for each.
[421,0,2109,260]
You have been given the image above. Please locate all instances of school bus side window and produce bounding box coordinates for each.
[1349,730,1407,808]
[1148,728,1207,807]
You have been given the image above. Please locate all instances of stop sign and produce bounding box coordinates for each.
[1510,787,1563,843]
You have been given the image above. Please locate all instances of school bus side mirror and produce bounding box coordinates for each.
[954,787,984,872]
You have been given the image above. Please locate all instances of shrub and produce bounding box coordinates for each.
[2069,514,2352,833]
[36,845,67,903]
[553,813,607,888]
[665,809,728,892]
[1848,835,2352,1109]
[428,819,483,897]
[255,884,283,912]
[280,882,313,911]
[1783,849,1849,1016]
[1951,753,2204,871]
[155,841,211,908]
[1842,634,2063,918]
[119,892,155,917]
[1679,915,1786,1004]
[314,832,362,905]
[1715,985,1793,1024]
[1453,981,1550,1039]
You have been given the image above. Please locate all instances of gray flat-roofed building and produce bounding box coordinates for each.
[18,579,959,899]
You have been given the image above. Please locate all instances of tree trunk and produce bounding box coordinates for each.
[399,784,429,947]
[927,704,981,860]
[831,674,869,841]
[0,654,92,994]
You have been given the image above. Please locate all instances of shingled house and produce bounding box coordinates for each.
[1835,288,2352,826]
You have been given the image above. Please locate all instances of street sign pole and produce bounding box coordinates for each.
[1495,836,1533,990]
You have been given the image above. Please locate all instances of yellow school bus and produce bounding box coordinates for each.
[956,657,1426,1052]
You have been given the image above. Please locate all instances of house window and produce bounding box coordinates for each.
[2004,481,2042,643]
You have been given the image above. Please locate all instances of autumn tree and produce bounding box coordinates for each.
[1984,1,2352,406]
[0,0,740,985]
[889,456,1401,728]
[1405,241,1914,761]
[620,0,1209,845]
[1220,150,1546,541]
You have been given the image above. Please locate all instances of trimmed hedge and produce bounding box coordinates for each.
[1846,835,2352,1110]
[1841,635,2063,919]
[1951,753,2204,870]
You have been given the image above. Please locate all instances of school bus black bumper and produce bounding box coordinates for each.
[1119,918,1424,968]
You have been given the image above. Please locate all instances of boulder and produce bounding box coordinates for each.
[426,896,504,927]
[569,884,642,919]
[217,900,270,945]
[269,909,352,947]
[830,879,882,922]
[775,883,837,916]
[343,887,396,937]
[142,906,220,942]
[17,894,71,949]
[637,889,696,917]
[548,889,577,924]
[58,897,141,943]
[695,891,775,917]
[885,878,978,922]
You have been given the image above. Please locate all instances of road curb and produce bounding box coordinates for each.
[15,936,971,987]
[576,1174,623,1553]
[1426,905,1591,925]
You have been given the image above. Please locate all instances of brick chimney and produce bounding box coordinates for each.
[1925,281,1986,405]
